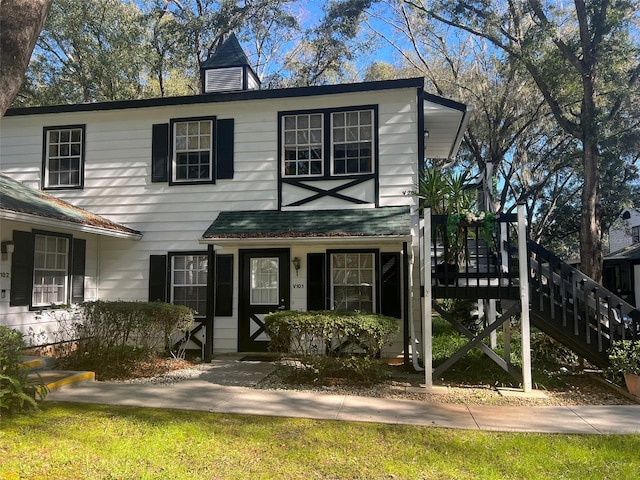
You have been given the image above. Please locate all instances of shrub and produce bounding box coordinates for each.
[0,326,46,416]
[264,310,399,384]
[607,340,640,385]
[57,301,194,378]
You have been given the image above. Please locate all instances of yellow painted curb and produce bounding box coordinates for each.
[19,359,44,369]
[38,371,96,393]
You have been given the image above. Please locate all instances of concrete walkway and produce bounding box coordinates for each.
[44,357,640,435]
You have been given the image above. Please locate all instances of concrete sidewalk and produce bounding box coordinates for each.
[44,357,640,435]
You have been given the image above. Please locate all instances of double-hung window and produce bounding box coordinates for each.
[43,125,85,189]
[331,110,373,175]
[281,107,375,178]
[330,252,375,313]
[171,254,208,317]
[172,118,214,183]
[283,113,323,176]
[32,234,70,307]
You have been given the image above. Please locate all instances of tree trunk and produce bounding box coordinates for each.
[580,137,602,282]
[0,0,53,117]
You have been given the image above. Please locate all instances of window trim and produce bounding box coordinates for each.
[327,249,379,313]
[168,251,209,318]
[279,105,378,180]
[31,230,73,309]
[169,116,216,186]
[41,124,86,190]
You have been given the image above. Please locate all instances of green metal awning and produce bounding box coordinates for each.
[201,206,411,243]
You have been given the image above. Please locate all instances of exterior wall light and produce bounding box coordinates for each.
[292,256,301,275]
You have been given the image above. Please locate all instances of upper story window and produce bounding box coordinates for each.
[172,118,214,184]
[281,107,376,178]
[43,125,85,189]
[632,226,639,244]
[283,113,323,176]
[331,110,373,175]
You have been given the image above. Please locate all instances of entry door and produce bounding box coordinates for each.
[239,249,290,352]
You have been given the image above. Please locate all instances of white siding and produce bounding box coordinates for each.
[0,220,103,346]
[609,209,640,253]
[0,85,422,352]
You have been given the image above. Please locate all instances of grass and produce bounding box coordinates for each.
[1,403,640,479]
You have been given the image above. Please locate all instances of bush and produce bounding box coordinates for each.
[264,310,399,384]
[57,301,194,378]
[607,340,640,385]
[0,326,45,416]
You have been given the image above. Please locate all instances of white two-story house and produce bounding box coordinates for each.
[0,35,471,360]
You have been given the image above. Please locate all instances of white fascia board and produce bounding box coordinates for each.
[0,210,143,240]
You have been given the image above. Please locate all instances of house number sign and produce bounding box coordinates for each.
[292,283,304,289]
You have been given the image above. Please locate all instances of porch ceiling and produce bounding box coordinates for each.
[423,94,473,160]
[201,206,411,244]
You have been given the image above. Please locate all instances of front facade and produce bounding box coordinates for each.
[0,40,470,358]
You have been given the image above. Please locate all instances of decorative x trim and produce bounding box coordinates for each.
[282,175,375,207]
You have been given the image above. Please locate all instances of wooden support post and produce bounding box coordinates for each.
[423,207,433,388]
[487,299,497,349]
[517,204,533,392]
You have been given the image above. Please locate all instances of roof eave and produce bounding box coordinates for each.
[199,234,411,247]
[0,210,143,240]
[448,104,474,159]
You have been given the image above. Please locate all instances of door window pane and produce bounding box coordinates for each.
[250,257,279,305]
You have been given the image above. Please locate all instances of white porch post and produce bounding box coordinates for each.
[517,203,533,392]
[423,207,433,388]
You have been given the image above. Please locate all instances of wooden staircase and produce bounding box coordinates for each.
[428,211,640,371]
[527,240,639,368]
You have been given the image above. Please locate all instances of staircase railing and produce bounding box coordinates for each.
[527,240,640,364]
[430,213,519,300]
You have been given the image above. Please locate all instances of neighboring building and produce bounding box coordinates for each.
[605,208,640,307]
[0,35,471,358]
[608,208,640,253]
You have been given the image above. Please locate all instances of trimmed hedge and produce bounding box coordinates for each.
[57,301,194,377]
[265,310,399,356]
[264,310,399,383]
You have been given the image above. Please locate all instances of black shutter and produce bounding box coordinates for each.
[10,231,34,307]
[307,253,326,311]
[149,255,167,302]
[380,252,401,319]
[151,123,169,182]
[71,238,86,304]
[215,254,233,316]
[216,119,234,179]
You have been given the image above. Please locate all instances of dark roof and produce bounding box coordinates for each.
[606,242,640,262]
[202,207,411,239]
[201,33,251,69]
[5,77,425,116]
[0,174,141,237]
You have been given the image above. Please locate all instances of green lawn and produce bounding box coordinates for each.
[1,403,639,479]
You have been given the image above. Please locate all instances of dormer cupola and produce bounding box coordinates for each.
[200,33,261,94]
